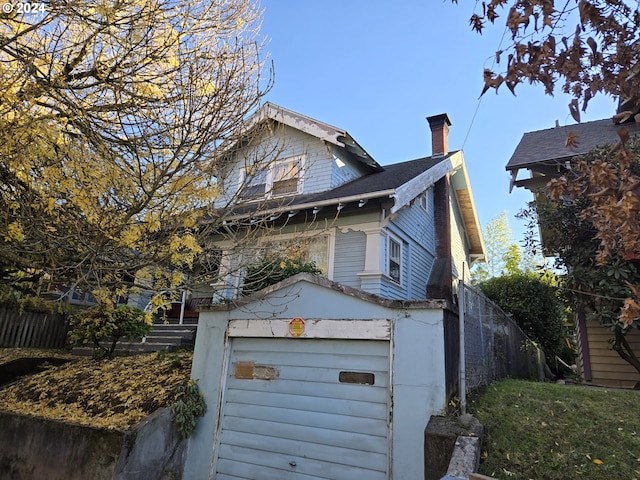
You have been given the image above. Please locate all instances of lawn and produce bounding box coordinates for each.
[471,380,640,480]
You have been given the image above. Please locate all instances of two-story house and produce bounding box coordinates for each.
[183,103,487,479]
[202,103,485,303]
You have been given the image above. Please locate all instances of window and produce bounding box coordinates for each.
[388,237,402,284]
[419,192,428,213]
[240,156,304,200]
[272,159,301,196]
[241,169,267,199]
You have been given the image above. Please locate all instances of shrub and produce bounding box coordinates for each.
[242,255,322,295]
[171,379,207,438]
[479,273,566,362]
[69,304,152,358]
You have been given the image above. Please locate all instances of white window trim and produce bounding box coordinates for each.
[254,229,335,280]
[387,233,403,285]
[240,155,305,200]
[419,190,429,213]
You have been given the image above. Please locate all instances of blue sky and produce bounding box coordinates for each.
[258,0,616,244]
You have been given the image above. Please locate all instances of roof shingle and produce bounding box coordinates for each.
[506,119,640,170]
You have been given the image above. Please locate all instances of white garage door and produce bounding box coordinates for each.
[213,337,390,479]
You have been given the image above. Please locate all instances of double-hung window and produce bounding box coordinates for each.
[242,169,267,199]
[272,158,302,196]
[388,236,402,284]
[240,155,304,199]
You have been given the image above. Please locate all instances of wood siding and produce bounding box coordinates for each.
[330,147,369,188]
[218,125,370,207]
[381,191,436,300]
[214,337,390,479]
[450,195,469,283]
[333,229,366,288]
[584,321,640,388]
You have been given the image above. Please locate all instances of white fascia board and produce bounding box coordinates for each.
[227,318,391,340]
[258,103,381,170]
[390,152,463,214]
[262,103,346,147]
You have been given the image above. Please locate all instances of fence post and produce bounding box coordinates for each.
[459,272,466,415]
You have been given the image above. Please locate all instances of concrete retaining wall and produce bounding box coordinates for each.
[0,408,186,480]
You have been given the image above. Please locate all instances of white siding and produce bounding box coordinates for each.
[450,196,469,285]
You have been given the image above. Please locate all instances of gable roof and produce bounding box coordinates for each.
[222,152,459,219]
[506,118,640,171]
[217,104,485,260]
[242,102,384,172]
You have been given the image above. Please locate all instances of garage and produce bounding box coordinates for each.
[185,274,451,480]
[213,336,390,479]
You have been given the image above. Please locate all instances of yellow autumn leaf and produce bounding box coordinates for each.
[5,222,24,242]
[203,81,216,95]
[593,458,604,465]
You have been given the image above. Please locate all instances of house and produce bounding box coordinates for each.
[202,103,485,303]
[184,273,461,480]
[179,104,492,479]
[506,114,640,388]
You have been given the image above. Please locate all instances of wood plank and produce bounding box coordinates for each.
[228,363,390,387]
[229,353,389,374]
[219,416,387,454]
[231,348,390,369]
[225,377,389,404]
[231,336,390,354]
[228,318,391,340]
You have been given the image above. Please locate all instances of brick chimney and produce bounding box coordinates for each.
[427,113,452,156]
[425,113,453,301]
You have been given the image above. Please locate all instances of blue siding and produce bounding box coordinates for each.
[333,229,366,289]
[214,338,390,479]
[216,127,373,209]
[381,190,436,300]
[330,147,369,188]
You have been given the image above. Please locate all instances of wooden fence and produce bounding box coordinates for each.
[0,307,69,349]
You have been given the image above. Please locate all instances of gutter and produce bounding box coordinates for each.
[220,189,397,222]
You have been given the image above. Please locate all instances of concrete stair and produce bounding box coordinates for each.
[71,322,197,356]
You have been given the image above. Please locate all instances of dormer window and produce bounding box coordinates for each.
[240,155,304,200]
[272,158,301,196]
[242,169,267,199]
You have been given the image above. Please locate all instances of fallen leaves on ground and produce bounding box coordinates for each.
[0,348,192,430]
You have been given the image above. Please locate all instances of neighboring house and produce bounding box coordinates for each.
[506,113,640,388]
[203,103,485,303]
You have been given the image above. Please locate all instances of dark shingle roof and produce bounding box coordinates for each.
[506,118,640,170]
[296,154,450,204]
[219,154,452,218]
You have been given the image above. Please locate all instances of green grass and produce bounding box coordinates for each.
[470,380,640,480]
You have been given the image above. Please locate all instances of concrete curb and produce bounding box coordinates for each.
[443,435,482,479]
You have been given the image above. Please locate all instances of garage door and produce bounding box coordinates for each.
[213,337,390,479]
